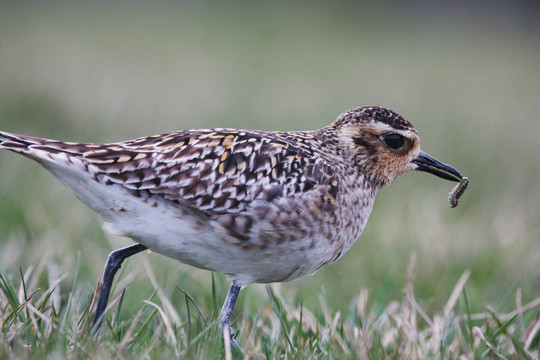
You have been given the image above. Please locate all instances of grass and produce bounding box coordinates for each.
[1,256,540,359]
[1,1,540,358]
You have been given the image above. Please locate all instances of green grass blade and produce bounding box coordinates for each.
[0,269,21,315]
[266,285,296,354]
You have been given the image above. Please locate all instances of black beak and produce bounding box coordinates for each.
[412,151,462,182]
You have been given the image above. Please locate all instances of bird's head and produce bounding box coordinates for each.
[330,106,462,187]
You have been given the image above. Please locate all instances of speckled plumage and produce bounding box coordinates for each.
[0,105,464,349]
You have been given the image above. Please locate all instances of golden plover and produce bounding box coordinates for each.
[0,106,465,348]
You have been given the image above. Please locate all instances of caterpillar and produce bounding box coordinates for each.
[449,177,469,208]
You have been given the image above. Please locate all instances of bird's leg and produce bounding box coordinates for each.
[91,243,147,334]
[219,281,245,359]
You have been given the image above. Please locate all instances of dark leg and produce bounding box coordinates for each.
[91,243,147,334]
[219,281,244,360]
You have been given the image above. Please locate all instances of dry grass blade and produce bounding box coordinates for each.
[444,270,471,319]
[144,300,177,347]
[143,258,182,328]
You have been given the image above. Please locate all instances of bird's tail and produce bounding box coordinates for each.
[0,131,84,164]
[0,131,35,150]
[0,131,45,157]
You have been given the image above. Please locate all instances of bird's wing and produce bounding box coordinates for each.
[0,129,338,216]
[103,129,339,215]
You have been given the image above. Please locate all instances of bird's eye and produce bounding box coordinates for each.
[381,133,405,150]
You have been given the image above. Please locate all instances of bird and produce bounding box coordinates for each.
[0,106,463,354]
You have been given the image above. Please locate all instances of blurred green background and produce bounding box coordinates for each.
[0,1,539,316]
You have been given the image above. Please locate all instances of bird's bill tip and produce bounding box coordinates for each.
[412,151,462,182]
